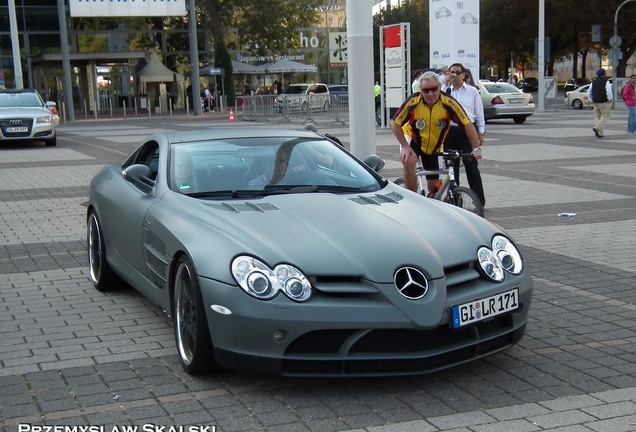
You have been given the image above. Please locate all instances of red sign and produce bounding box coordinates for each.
[384,26,402,48]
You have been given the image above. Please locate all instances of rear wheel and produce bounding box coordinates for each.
[445,186,484,217]
[513,116,527,124]
[173,255,217,375]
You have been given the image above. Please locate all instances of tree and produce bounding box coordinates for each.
[200,0,323,105]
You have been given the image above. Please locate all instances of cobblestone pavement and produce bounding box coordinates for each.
[1,107,635,432]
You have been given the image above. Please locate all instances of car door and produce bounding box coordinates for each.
[102,141,161,279]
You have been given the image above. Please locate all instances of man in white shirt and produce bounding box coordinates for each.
[411,71,423,94]
[442,63,486,206]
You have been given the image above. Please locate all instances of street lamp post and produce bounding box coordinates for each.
[612,0,636,108]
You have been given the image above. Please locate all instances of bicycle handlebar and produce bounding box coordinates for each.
[431,150,475,160]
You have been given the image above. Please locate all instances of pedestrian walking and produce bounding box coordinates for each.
[622,74,636,133]
[587,69,612,138]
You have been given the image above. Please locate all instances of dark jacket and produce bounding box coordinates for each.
[591,77,609,103]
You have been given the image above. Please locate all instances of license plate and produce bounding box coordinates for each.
[451,288,519,328]
[508,98,524,104]
[6,126,28,133]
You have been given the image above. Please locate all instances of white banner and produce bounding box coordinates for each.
[429,0,479,73]
[69,0,186,17]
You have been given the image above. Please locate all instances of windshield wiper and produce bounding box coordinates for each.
[187,190,280,198]
[265,185,366,193]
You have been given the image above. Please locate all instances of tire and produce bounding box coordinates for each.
[173,255,217,375]
[45,136,57,146]
[393,177,405,187]
[445,186,484,217]
[375,103,381,126]
[513,116,527,124]
[87,211,122,291]
[572,99,583,110]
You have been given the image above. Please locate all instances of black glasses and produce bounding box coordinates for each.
[450,71,462,76]
[420,87,439,94]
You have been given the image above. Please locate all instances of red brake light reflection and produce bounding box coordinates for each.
[491,96,504,105]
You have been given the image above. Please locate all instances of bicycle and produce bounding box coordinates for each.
[394,150,484,217]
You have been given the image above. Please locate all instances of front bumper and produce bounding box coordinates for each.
[199,272,533,377]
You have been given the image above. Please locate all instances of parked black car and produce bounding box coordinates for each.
[563,78,590,93]
[517,77,539,93]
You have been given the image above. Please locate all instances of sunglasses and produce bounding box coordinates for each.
[420,87,439,94]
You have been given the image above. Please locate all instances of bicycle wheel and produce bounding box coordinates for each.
[445,186,484,217]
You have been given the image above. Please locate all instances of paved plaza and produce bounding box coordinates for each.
[1,106,636,432]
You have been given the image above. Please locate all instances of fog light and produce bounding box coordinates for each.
[272,330,286,342]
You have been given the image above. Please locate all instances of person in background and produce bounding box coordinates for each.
[391,71,481,193]
[374,81,381,98]
[411,71,423,94]
[438,65,450,88]
[622,74,636,133]
[587,68,612,138]
[442,63,486,207]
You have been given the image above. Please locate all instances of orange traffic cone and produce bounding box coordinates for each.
[228,109,236,122]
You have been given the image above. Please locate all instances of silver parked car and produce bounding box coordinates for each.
[87,127,533,377]
[274,83,330,113]
[0,89,58,146]
[475,81,535,124]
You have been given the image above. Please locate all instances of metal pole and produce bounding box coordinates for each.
[8,0,23,88]
[57,0,75,120]
[347,0,375,158]
[537,0,545,111]
[188,0,201,116]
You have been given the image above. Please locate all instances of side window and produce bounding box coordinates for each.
[123,141,160,180]
[317,85,327,94]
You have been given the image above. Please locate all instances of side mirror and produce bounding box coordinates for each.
[123,164,155,192]
[363,154,385,173]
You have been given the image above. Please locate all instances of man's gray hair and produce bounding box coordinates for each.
[419,71,441,86]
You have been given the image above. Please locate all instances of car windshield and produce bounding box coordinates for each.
[0,92,44,108]
[284,86,309,95]
[169,136,381,197]
[483,83,521,94]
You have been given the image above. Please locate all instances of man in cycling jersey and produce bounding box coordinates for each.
[391,71,481,193]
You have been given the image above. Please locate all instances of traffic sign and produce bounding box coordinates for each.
[609,34,622,47]
[208,68,222,75]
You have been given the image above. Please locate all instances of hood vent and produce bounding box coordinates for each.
[205,202,279,213]
[349,192,403,206]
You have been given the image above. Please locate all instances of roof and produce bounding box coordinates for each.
[138,52,183,83]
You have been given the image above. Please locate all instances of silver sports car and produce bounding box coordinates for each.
[87,127,533,377]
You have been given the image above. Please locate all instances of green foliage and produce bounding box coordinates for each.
[371,0,636,79]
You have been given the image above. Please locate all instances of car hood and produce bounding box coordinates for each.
[0,106,51,116]
[164,187,497,283]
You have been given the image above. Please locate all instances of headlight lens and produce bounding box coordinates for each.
[492,235,523,275]
[231,256,312,302]
[36,115,53,124]
[477,235,523,282]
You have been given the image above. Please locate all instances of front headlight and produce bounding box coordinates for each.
[477,235,523,282]
[231,256,312,302]
[36,115,53,124]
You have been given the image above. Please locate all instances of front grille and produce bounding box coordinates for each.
[1,118,34,137]
[282,315,523,376]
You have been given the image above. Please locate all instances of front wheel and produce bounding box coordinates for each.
[87,211,123,291]
[173,255,218,375]
[572,99,583,110]
[444,186,484,217]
